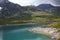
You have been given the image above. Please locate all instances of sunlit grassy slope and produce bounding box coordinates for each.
[31,12,60,22]
[42,22,60,28]
[0,11,60,25]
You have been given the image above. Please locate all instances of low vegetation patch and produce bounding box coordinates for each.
[42,22,60,28]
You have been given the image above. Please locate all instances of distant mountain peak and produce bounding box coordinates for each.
[38,4,53,6]
[38,4,54,8]
[37,4,60,16]
[0,0,24,19]
[37,4,54,12]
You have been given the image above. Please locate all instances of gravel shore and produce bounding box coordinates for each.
[28,27,60,40]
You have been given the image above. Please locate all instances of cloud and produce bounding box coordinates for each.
[0,7,2,10]
[52,0,60,5]
[9,0,60,6]
[9,0,36,6]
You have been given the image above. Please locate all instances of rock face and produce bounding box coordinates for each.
[0,0,32,19]
[37,4,54,12]
[0,0,40,19]
[37,4,60,16]
[0,1,22,19]
[53,6,60,16]
[0,0,8,3]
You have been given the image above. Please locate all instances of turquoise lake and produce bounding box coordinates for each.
[2,23,52,40]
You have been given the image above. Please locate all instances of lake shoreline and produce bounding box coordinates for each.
[0,22,52,28]
[28,27,60,40]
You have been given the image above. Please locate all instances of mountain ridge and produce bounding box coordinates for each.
[37,4,60,16]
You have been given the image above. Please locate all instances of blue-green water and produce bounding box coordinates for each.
[3,25,51,40]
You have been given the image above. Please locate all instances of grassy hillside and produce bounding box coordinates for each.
[31,12,60,22]
[0,11,60,25]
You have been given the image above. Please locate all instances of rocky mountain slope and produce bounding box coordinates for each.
[37,4,60,16]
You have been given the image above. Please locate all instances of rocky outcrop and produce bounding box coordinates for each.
[0,0,32,19]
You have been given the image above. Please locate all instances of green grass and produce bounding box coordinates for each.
[0,11,60,25]
[32,12,60,40]
[32,12,52,17]
[58,38,60,40]
[31,18,50,22]
[0,19,32,25]
[42,22,60,28]
[32,12,60,22]
[32,12,60,27]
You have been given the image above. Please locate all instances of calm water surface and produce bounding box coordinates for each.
[3,23,52,40]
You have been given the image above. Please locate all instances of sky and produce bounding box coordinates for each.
[0,7,2,10]
[9,0,60,6]
[52,0,60,6]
